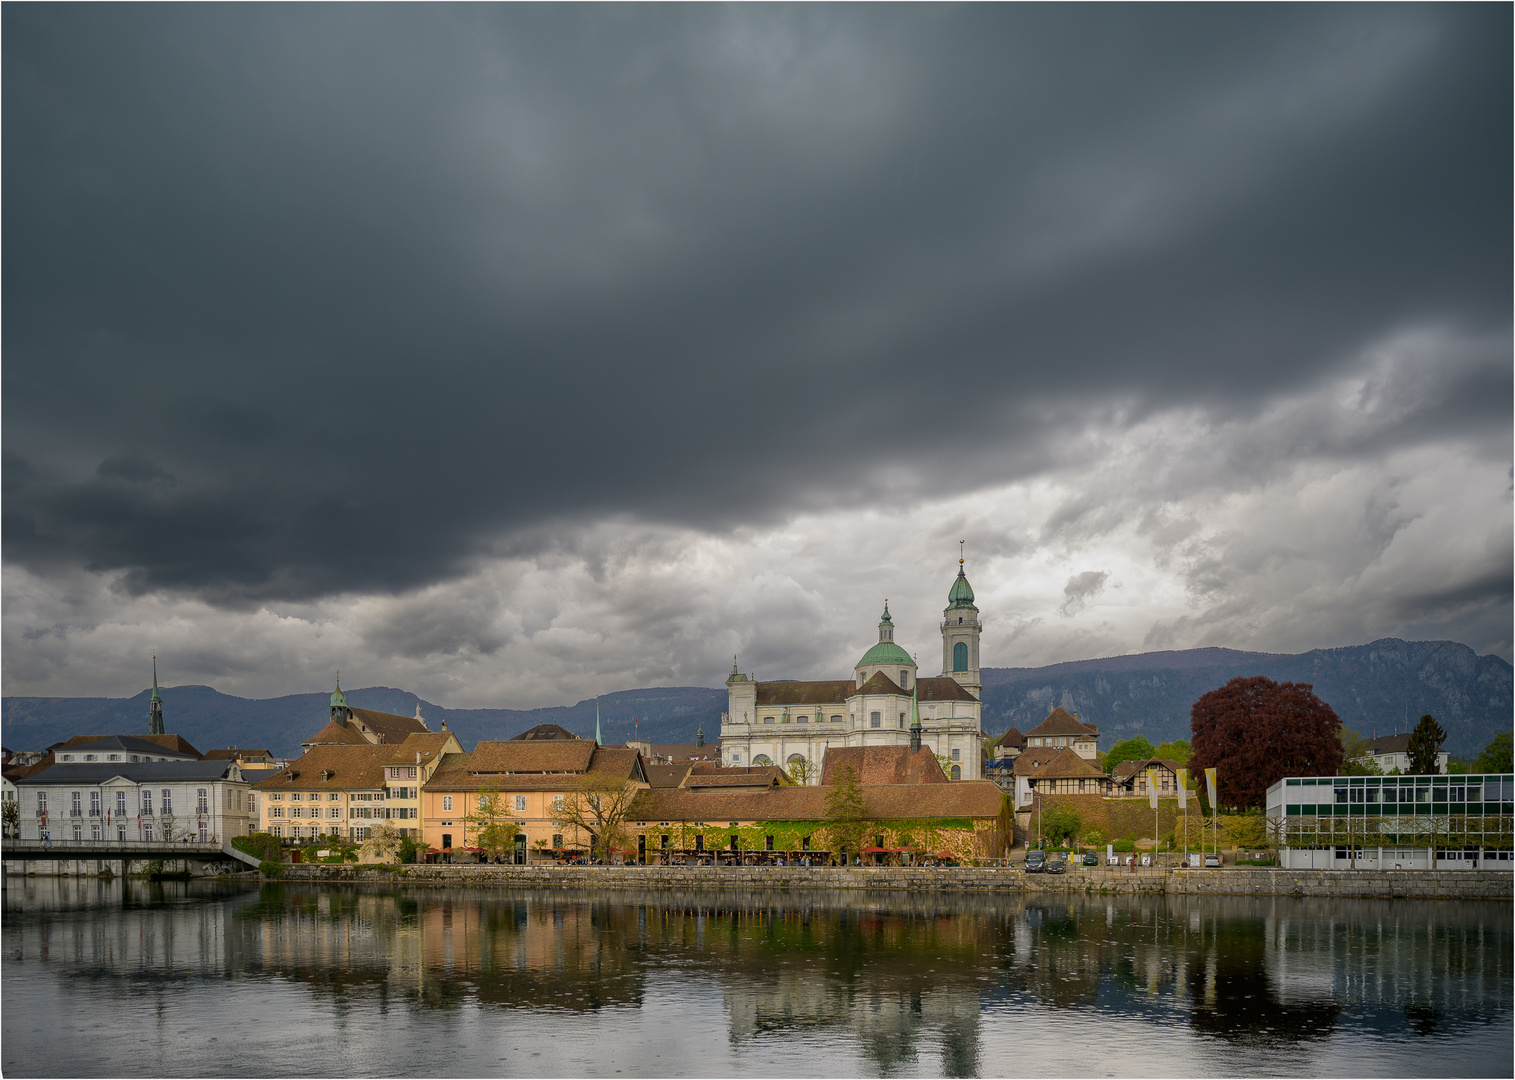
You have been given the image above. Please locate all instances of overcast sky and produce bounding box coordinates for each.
[4,5,1510,708]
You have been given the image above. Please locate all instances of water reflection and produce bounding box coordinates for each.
[2,878,1510,1078]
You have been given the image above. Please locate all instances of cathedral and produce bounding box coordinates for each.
[720,559,985,782]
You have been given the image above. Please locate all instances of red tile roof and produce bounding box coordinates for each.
[426,744,645,792]
[997,728,1025,749]
[1110,757,1184,779]
[684,765,791,791]
[820,746,948,786]
[1011,747,1064,776]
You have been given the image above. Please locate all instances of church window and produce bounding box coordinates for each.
[753,755,774,766]
[900,670,910,689]
[830,715,843,723]
[953,642,968,672]
[797,714,808,723]
[952,748,961,761]
[951,765,961,780]
[899,713,905,728]
[870,712,881,728]
[763,716,776,724]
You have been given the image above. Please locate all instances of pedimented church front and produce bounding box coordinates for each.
[720,559,986,782]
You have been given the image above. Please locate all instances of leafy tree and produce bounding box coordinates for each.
[1189,676,1343,809]
[1336,725,1383,775]
[1407,714,1446,775]
[1154,739,1192,767]
[823,765,869,860]
[1039,805,1082,847]
[2,799,19,839]
[1475,732,1513,774]
[553,774,638,862]
[1104,736,1156,774]
[785,755,818,786]
[358,822,405,863]
[465,786,520,860]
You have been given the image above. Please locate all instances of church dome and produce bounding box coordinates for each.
[947,565,977,610]
[330,681,347,709]
[858,640,915,668]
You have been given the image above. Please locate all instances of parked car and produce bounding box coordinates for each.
[1024,851,1047,873]
[1204,853,1222,868]
[1081,853,1099,867]
[1044,858,1067,874]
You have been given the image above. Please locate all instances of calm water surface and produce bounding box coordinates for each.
[2,876,1510,1077]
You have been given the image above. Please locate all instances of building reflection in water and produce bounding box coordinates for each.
[3,878,1510,1076]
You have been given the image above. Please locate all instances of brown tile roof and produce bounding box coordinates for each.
[383,732,457,767]
[203,748,275,761]
[1110,757,1184,779]
[251,744,390,791]
[1030,749,1107,780]
[1363,734,1412,754]
[820,746,948,786]
[1025,707,1098,739]
[848,672,906,698]
[755,681,855,706]
[626,781,1005,825]
[426,744,645,792]
[916,677,979,703]
[684,765,791,791]
[347,707,431,745]
[510,723,584,741]
[302,719,372,747]
[645,763,694,789]
[467,740,596,775]
[997,728,1025,749]
[1011,747,1063,776]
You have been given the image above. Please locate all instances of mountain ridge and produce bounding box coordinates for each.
[3,638,1508,759]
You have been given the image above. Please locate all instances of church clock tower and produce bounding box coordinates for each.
[148,656,165,736]
[940,550,981,700]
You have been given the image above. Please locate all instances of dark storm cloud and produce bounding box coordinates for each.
[4,4,1509,603]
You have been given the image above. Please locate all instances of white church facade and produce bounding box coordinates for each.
[720,560,986,782]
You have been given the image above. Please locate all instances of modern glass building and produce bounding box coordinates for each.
[1265,773,1514,870]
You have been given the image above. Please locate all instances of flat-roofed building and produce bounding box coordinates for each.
[1266,773,1514,870]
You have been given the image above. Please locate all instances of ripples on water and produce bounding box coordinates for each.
[2,876,1510,1077]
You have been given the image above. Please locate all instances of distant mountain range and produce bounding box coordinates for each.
[3,638,1508,760]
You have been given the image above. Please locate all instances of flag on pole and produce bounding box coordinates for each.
[1205,767,1218,806]
[1147,769,1159,809]
[1176,768,1188,809]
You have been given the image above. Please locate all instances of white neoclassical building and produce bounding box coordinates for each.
[720,560,986,782]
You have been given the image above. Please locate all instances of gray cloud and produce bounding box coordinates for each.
[1060,571,1110,617]
[2,7,1510,702]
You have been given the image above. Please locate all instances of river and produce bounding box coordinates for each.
[2,877,1510,1077]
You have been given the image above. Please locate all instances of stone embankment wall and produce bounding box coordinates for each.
[1022,867,1512,900]
[276,863,1512,900]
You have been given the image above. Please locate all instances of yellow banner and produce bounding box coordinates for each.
[1205,767,1217,806]
[1147,768,1159,809]
[1176,768,1188,809]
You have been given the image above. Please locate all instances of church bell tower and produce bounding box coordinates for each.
[940,548,982,700]
[148,656,165,736]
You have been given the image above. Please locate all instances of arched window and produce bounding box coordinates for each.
[830,715,843,723]
[953,642,968,672]
[762,716,776,724]
[753,755,774,767]
[950,765,961,780]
